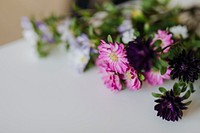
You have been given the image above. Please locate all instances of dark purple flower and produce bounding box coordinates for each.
[154,89,188,122]
[169,50,200,83]
[126,37,156,72]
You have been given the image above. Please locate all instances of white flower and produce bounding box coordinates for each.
[22,30,38,45]
[122,29,136,44]
[57,20,79,48]
[118,19,133,33]
[170,25,188,39]
[69,46,90,73]
[21,17,39,45]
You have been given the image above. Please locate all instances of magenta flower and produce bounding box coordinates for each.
[123,67,141,90]
[98,40,129,74]
[152,30,174,52]
[145,69,171,86]
[102,71,122,91]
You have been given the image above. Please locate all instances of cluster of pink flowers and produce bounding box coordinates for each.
[97,29,173,91]
[97,40,141,91]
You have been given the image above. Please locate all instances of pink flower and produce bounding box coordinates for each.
[145,69,171,86]
[152,30,174,52]
[98,40,129,74]
[123,67,141,90]
[102,71,122,91]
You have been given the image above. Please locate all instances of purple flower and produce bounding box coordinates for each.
[36,21,55,43]
[126,37,156,72]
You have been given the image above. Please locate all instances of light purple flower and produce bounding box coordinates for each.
[118,19,133,33]
[36,21,54,43]
[145,69,171,86]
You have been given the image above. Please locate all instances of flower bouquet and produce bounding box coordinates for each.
[21,0,200,122]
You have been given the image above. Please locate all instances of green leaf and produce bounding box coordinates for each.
[181,85,187,93]
[88,26,94,37]
[152,92,162,98]
[138,73,145,81]
[173,82,181,96]
[115,35,121,43]
[134,31,140,37]
[189,83,195,93]
[107,35,113,43]
[184,100,192,106]
[152,40,162,48]
[160,67,167,75]
[159,87,167,93]
[159,59,168,67]
[182,90,191,100]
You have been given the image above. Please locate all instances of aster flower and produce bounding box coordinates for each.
[152,30,174,52]
[169,50,200,83]
[98,40,129,74]
[123,67,141,90]
[122,29,137,44]
[126,37,156,72]
[102,71,122,91]
[169,25,188,39]
[145,69,171,86]
[154,88,190,122]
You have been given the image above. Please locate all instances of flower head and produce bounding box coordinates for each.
[123,67,141,90]
[154,89,188,122]
[122,29,136,44]
[145,69,171,86]
[102,71,122,91]
[69,45,90,73]
[169,50,200,83]
[153,30,174,52]
[126,37,156,72]
[36,21,55,43]
[170,25,188,39]
[98,40,129,74]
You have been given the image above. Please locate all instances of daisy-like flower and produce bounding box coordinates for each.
[102,71,122,91]
[153,30,174,52]
[170,25,188,39]
[123,67,141,90]
[122,29,137,44]
[98,40,129,74]
[154,89,189,122]
[145,69,171,86]
[169,50,200,83]
[126,37,156,72]
[96,59,122,91]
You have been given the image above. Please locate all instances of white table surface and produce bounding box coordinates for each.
[0,39,200,133]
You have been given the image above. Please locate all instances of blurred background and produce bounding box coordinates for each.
[0,0,200,45]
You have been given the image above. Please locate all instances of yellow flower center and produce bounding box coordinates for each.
[109,52,118,62]
[125,71,132,80]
